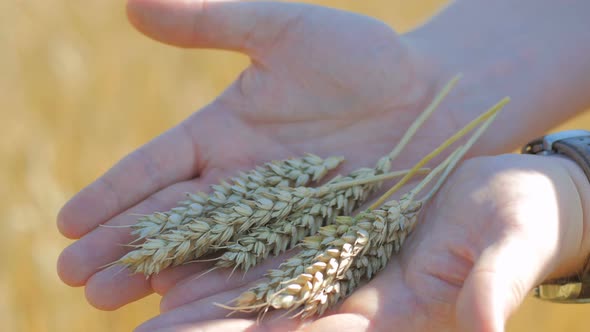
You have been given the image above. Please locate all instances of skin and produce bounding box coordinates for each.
[56,0,590,331]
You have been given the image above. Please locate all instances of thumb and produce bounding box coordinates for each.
[453,158,589,332]
[456,235,552,332]
[126,0,307,55]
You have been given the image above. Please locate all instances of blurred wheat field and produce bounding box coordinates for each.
[2,1,589,331]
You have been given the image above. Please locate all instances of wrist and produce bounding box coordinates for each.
[401,0,590,154]
[546,155,590,281]
[521,131,590,283]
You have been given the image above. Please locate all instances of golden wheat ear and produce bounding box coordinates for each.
[118,75,461,276]
[207,76,465,276]
[224,95,509,319]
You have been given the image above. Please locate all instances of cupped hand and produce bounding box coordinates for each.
[54,1,577,331]
[134,154,590,332]
[57,0,454,311]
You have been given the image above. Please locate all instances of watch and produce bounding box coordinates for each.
[522,130,590,303]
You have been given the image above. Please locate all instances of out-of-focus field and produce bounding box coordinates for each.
[1,1,589,331]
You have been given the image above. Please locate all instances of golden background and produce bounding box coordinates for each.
[2,1,590,331]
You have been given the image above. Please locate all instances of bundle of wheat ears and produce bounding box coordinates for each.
[112,75,509,318]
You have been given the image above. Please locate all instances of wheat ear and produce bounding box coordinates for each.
[119,75,461,276]
[223,147,456,318]
[130,154,344,240]
[116,169,428,275]
[211,75,463,273]
[223,97,506,318]
[213,168,429,272]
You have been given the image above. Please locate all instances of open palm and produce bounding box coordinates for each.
[56,1,521,331]
[133,154,585,332]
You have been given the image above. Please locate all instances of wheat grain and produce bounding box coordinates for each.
[118,168,427,275]
[130,154,344,240]
[119,186,315,274]
[214,168,429,272]
[118,154,343,273]
[225,178,424,318]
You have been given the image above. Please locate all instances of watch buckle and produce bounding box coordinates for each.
[541,130,590,151]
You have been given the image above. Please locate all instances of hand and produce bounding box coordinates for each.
[57,0,455,312]
[134,154,590,332]
[55,0,590,331]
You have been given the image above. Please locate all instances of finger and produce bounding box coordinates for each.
[85,265,152,311]
[151,262,209,296]
[456,238,546,332]
[148,316,305,332]
[60,161,260,308]
[126,0,310,55]
[57,108,215,239]
[135,283,258,332]
[57,177,205,288]
[135,284,314,332]
[159,251,295,312]
[302,314,370,332]
[456,206,563,329]
[149,319,256,332]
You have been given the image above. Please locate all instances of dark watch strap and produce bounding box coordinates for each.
[523,130,590,303]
